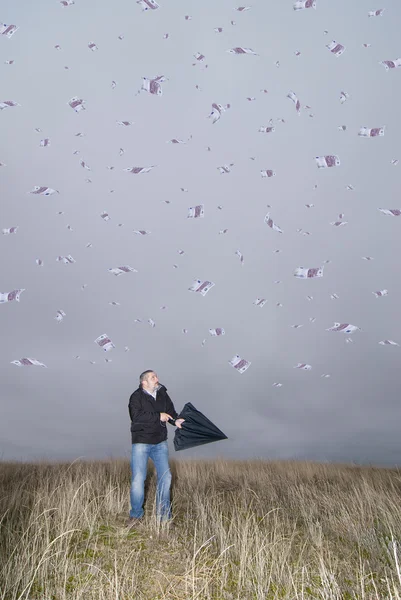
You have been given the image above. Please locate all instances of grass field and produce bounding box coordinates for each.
[1,458,401,599]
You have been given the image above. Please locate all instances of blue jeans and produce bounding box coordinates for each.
[130,440,172,521]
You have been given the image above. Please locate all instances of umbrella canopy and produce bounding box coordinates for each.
[173,402,228,451]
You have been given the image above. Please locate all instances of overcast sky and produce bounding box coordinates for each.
[1,0,401,467]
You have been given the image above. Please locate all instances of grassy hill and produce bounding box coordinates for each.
[1,458,401,599]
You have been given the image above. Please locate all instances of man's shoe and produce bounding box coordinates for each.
[125,517,143,528]
[160,519,176,529]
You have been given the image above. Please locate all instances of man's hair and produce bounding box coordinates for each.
[139,370,154,386]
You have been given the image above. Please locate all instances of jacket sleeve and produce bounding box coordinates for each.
[165,390,179,423]
[128,392,160,425]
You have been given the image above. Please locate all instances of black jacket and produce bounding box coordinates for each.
[128,384,179,444]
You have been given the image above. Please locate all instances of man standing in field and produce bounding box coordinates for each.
[127,370,185,526]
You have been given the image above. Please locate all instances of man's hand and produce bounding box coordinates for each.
[175,418,185,429]
[160,412,173,423]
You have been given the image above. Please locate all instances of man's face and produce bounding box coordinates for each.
[144,372,159,390]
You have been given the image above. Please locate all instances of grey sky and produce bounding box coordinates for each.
[1,0,401,466]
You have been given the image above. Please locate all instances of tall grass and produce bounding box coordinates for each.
[1,458,401,599]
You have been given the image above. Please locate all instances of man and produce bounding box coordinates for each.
[127,370,185,526]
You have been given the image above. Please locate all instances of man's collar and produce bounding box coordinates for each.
[143,384,160,395]
[140,383,163,394]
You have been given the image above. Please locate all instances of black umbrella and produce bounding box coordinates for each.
[172,402,228,451]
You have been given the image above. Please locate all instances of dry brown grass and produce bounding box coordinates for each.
[1,458,401,599]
